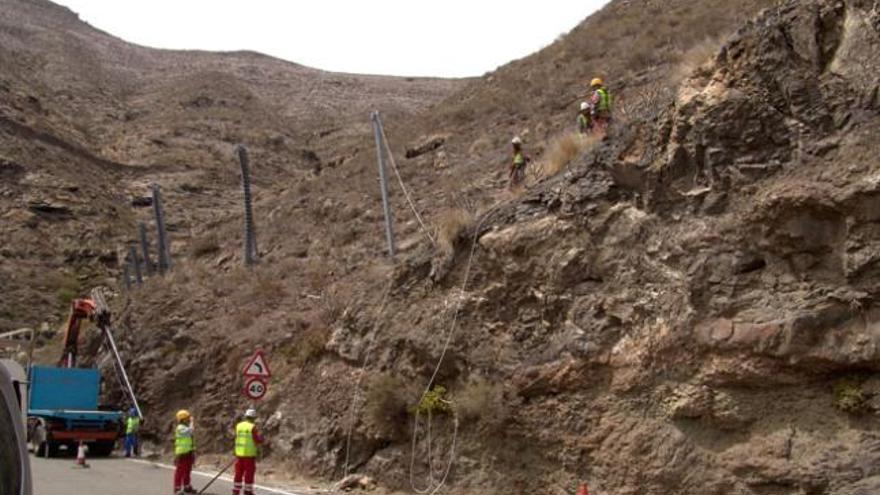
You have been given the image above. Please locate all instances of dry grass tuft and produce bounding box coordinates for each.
[468,135,492,155]
[454,379,508,432]
[365,373,416,438]
[285,324,330,367]
[533,132,598,181]
[434,208,475,255]
[190,234,221,258]
[672,37,723,84]
[250,271,287,304]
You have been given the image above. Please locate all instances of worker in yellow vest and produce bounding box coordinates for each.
[173,410,196,495]
[508,136,531,189]
[124,407,141,457]
[232,408,265,495]
[577,102,592,135]
[589,77,612,133]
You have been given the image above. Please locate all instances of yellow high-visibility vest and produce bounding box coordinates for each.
[174,424,194,455]
[234,421,257,458]
[126,416,140,434]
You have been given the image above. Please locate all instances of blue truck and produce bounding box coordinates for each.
[27,366,123,457]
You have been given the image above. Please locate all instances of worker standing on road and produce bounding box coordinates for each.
[577,102,592,135]
[174,410,196,495]
[508,136,530,189]
[590,78,612,133]
[233,408,265,495]
[124,407,141,457]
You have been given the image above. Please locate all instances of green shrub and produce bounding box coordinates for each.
[413,386,451,416]
[833,380,867,413]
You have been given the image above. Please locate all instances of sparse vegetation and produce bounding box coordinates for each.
[283,324,330,367]
[250,271,287,304]
[454,379,508,432]
[468,135,492,155]
[46,271,83,308]
[833,379,867,414]
[434,208,475,255]
[190,234,221,258]
[672,37,723,84]
[413,385,451,416]
[531,132,598,182]
[365,373,415,438]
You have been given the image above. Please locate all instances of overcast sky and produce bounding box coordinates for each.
[57,1,608,77]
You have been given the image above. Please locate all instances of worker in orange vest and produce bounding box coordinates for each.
[232,408,265,495]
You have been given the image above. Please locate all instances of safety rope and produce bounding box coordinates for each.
[378,123,438,249]
[408,200,506,494]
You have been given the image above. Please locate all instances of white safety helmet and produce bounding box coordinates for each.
[244,408,257,419]
[580,102,590,111]
[511,136,522,145]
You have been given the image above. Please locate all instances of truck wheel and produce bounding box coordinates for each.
[47,441,62,458]
[89,441,115,457]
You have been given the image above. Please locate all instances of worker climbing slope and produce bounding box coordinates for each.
[577,101,592,135]
[508,136,531,189]
[174,409,196,495]
[589,77,612,133]
[233,408,265,495]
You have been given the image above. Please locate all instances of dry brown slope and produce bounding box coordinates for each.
[0,0,465,333]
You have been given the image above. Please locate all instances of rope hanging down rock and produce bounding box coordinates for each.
[408,200,507,495]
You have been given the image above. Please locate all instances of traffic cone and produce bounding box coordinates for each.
[576,482,589,495]
[75,441,89,468]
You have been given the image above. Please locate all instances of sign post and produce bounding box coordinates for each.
[242,350,271,401]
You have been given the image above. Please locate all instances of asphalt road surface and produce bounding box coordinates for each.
[31,454,308,495]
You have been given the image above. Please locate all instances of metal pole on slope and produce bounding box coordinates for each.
[371,111,396,258]
[151,183,171,274]
[138,222,153,276]
[236,145,259,266]
[122,263,132,291]
[129,246,143,285]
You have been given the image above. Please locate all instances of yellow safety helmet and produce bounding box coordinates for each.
[176,409,191,422]
[590,78,604,88]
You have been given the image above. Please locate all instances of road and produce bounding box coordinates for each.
[31,454,311,495]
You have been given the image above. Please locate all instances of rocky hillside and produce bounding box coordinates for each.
[7,0,880,493]
[0,0,463,333]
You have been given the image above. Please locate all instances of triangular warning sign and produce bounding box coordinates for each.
[242,350,271,378]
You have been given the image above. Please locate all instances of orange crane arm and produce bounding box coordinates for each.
[59,298,97,368]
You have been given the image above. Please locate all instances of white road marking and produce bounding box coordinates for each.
[126,458,319,495]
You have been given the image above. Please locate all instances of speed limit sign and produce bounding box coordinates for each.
[243,377,268,400]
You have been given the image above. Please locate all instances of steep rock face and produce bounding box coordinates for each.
[310,1,880,493]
